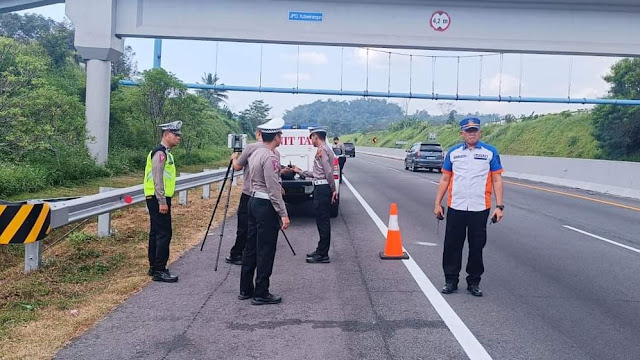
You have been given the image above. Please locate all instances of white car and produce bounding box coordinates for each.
[278,126,341,217]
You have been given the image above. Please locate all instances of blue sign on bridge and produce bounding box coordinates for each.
[289,11,323,22]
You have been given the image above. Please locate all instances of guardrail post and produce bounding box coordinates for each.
[24,200,43,274]
[24,241,43,274]
[179,173,190,205]
[202,169,212,199]
[98,187,114,237]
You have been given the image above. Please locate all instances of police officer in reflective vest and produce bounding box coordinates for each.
[434,117,505,297]
[144,121,182,283]
[239,118,290,305]
[293,126,338,264]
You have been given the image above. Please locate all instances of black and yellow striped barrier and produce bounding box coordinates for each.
[0,202,51,245]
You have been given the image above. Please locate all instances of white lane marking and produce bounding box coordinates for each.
[429,180,440,185]
[389,168,402,173]
[416,241,438,246]
[563,225,640,255]
[343,176,493,360]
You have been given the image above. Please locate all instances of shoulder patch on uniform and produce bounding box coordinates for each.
[316,148,323,158]
[158,152,166,162]
[272,159,280,172]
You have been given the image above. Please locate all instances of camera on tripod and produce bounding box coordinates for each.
[227,134,247,153]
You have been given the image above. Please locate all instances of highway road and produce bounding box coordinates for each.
[56,153,640,360]
[344,153,640,360]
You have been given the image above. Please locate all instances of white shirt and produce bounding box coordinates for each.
[442,142,504,211]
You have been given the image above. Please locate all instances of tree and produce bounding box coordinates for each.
[138,68,186,143]
[197,72,228,108]
[238,100,271,135]
[503,114,517,124]
[447,110,458,125]
[592,58,640,161]
[0,13,75,67]
[112,45,138,78]
[283,98,403,135]
[0,37,87,168]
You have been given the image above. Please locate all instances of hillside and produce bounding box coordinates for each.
[342,111,603,159]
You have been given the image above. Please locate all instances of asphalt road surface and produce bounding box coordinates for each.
[56,153,640,360]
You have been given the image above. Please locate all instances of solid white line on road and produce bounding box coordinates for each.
[429,180,440,185]
[343,176,493,360]
[563,225,640,255]
[416,241,439,246]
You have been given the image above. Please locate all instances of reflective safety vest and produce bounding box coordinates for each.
[144,145,176,197]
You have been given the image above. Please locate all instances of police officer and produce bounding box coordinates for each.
[239,118,290,305]
[434,117,504,297]
[144,121,182,283]
[332,136,346,182]
[293,126,338,264]
[226,122,294,265]
[225,129,266,265]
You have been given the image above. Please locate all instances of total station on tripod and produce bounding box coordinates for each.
[228,134,248,153]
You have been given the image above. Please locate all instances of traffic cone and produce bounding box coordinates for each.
[379,203,409,260]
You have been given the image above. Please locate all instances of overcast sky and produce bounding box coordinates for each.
[21,4,622,119]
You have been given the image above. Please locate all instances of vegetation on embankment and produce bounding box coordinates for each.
[342,111,603,159]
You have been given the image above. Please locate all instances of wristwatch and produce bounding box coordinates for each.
[496,205,505,210]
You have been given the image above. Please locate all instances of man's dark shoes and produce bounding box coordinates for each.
[147,267,154,276]
[225,255,243,265]
[306,254,330,264]
[467,285,483,297]
[152,269,179,283]
[441,283,458,294]
[251,293,282,305]
[306,251,317,258]
[238,291,253,300]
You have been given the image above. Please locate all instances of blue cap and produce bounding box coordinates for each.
[459,117,481,131]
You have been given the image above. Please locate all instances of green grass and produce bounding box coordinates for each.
[342,111,603,159]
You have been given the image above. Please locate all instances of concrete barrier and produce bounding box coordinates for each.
[358,146,640,200]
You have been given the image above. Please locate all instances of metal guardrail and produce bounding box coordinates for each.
[48,168,236,229]
[15,168,240,274]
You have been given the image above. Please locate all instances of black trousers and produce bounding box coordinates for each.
[338,157,346,180]
[313,184,332,256]
[442,207,490,286]
[230,193,251,257]
[147,196,172,271]
[240,197,279,298]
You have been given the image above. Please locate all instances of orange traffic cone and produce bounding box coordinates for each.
[379,203,409,260]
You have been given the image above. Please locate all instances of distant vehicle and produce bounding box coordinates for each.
[343,142,356,157]
[404,142,444,172]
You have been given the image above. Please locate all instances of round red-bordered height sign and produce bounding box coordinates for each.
[430,11,451,32]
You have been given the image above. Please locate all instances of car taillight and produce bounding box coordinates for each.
[333,158,339,180]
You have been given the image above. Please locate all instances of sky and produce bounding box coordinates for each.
[20,4,621,119]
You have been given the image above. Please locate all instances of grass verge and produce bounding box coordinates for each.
[0,180,242,360]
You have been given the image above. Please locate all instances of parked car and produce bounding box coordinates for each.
[343,142,356,157]
[404,142,444,172]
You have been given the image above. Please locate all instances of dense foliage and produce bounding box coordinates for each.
[0,14,242,198]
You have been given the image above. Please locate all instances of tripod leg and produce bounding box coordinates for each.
[200,159,233,251]
[280,229,296,256]
[214,167,236,271]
